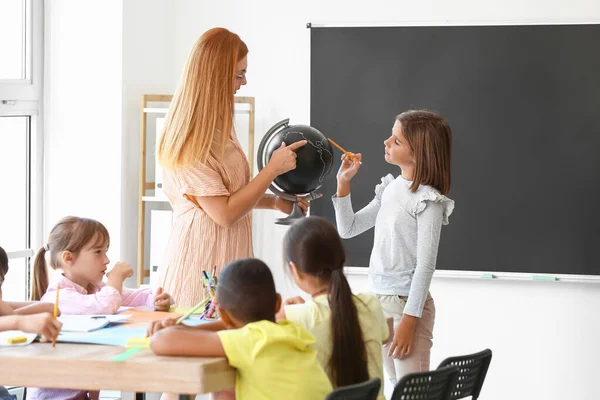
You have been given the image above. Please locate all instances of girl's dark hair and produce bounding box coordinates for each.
[397,109,452,195]
[31,216,109,300]
[284,216,369,387]
[0,246,8,283]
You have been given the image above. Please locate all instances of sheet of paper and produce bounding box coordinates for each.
[102,314,131,323]
[58,316,109,332]
[0,330,37,346]
[57,325,148,347]
[117,306,154,313]
[58,315,131,332]
[120,309,181,323]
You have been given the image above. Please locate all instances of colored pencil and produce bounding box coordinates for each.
[175,297,209,324]
[328,138,362,164]
[52,285,59,347]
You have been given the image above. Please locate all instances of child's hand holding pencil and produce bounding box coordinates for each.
[16,313,62,343]
[328,138,362,165]
[336,152,363,183]
[328,137,363,185]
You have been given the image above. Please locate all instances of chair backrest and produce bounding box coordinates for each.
[391,365,459,400]
[0,386,16,400]
[325,378,382,400]
[437,349,493,400]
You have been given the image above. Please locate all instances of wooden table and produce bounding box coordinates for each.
[0,341,235,398]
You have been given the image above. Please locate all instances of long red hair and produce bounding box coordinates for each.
[157,28,248,168]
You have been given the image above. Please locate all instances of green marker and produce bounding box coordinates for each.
[112,347,143,362]
[481,273,495,279]
[532,275,558,281]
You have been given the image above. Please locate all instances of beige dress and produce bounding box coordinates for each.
[159,131,253,307]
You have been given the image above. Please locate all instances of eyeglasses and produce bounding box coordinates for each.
[235,71,247,80]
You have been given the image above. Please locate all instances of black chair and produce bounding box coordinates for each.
[325,378,381,400]
[390,365,459,400]
[437,349,492,400]
[0,386,16,400]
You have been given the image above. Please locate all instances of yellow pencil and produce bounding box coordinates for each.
[175,297,209,324]
[328,138,362,164]
[52,285,59,347]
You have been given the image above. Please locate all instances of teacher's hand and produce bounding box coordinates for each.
[267,141,307,176]
[275,197,310,215]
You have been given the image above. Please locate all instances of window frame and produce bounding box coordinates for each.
[0,0,44,300]
[0,0,30,83]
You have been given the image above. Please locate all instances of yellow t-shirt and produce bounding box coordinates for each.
[285,293,389,400]
[217,319,332,400]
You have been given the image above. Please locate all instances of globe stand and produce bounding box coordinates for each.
[272,191,323,226]
[276,202,305,226]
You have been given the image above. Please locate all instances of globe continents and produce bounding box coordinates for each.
[263,124,334,195]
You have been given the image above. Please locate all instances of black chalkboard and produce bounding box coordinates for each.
[309,24,600,276]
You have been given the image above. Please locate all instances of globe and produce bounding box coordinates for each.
[257,119,334,224]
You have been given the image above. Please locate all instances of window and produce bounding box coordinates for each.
[0,0,30,81]
[0,117,30,300]
[0,0,43,301]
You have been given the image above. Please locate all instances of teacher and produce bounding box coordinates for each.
[156,27,307,307]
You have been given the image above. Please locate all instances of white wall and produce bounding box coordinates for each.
[169,1,600,399]
[46,0,177,284]
[121,0,176,284]
[45,0,123,261]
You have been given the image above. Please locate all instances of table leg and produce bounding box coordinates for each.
[178,396,192,400]
[135,393,146,400]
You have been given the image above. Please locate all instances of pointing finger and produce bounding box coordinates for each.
[287,140,307,150]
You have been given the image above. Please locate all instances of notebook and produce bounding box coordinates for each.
[58,314,131,332]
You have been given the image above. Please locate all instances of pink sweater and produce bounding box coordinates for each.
[40,274,156,315]
[28,275,156,400]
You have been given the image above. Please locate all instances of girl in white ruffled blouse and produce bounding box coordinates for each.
[332,109,455,385]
